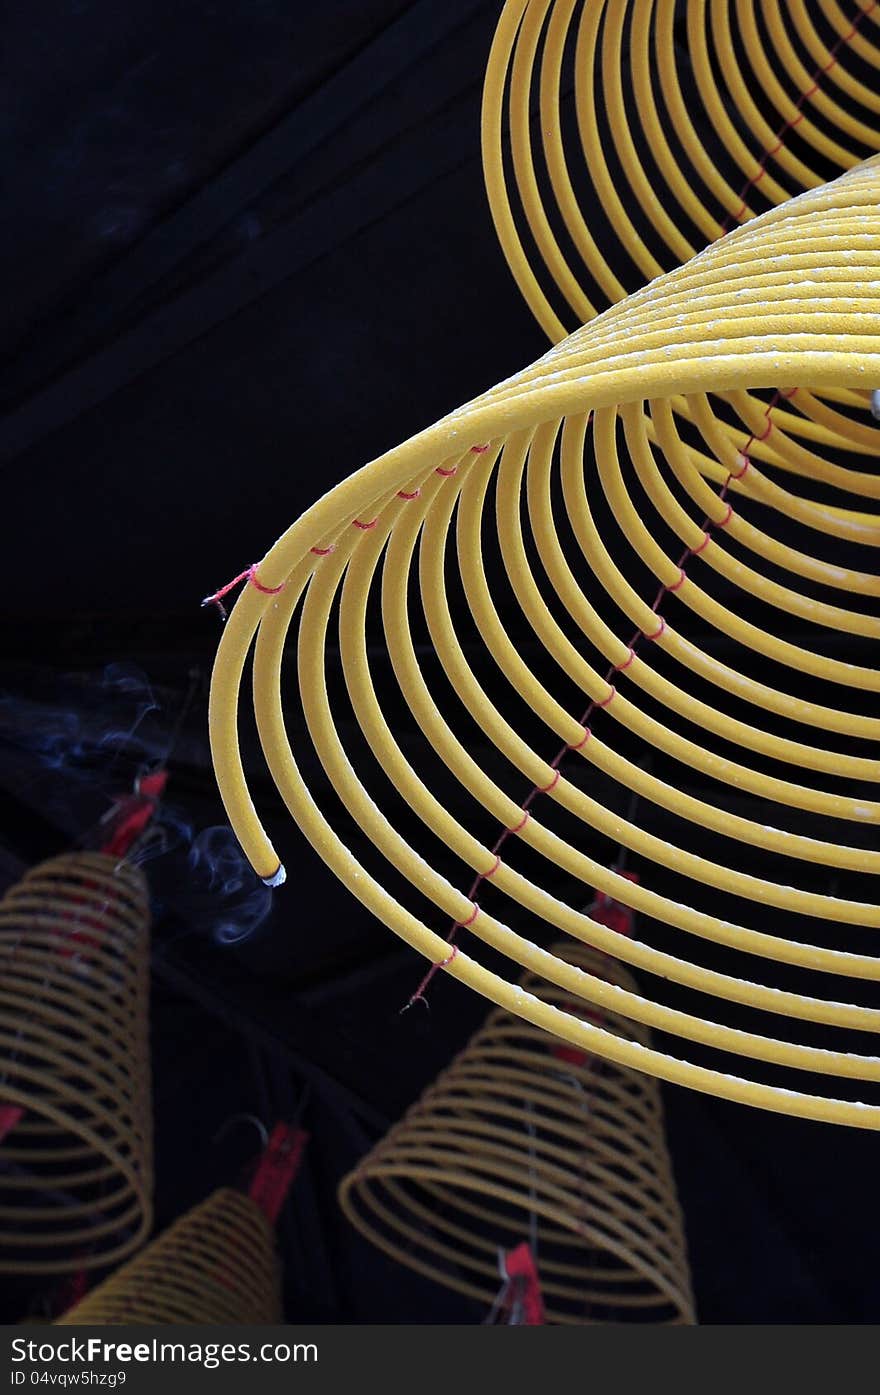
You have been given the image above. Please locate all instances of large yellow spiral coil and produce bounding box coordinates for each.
[483,0,880,340]
[0,853,152,1274]
[56,1189,282,1325]
[340,942,695,1324]
[208,161,880,1129]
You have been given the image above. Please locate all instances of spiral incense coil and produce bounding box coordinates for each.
[483,0,880,342]
[208,161,880,1129]
[339,942,695,1324]
[0,853,152,1274]
[56,1188,282,1325]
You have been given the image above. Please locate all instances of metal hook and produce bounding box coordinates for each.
[211,1112,269,1150]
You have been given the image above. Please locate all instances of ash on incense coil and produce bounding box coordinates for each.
[0,853,152,1274]
[339,941,695,1324]
[56,1189,282,1325]
[483,0,880,341]
[207,162,880,1128]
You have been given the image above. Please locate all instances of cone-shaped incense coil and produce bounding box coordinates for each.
[483,0,880,340]
[339,943,695,1324]
[0,853,152,1273]
[208,163,880,1127]
[56,1188,282,1324]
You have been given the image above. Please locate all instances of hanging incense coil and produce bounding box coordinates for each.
[339,941,695,1324]
[207,162,880,1128]
[56,1188,282,1324]
[0,853,152,1274]
[483,0,880,341]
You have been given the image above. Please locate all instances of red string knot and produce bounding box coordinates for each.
[201,563,286,616]
[485,855,501,878]
[718,503,734,528]
[730,454,750,481]
[353,518,378,530]
[693,532,710,555]
[540,770,561,793]
[310,544,336,556]
[470,444,490,454]
[597,686,616,709]
[568,727,591,751]
[615,647,635,673]
[397,488,421,500]
[757,417,773,441]
[646,618,666,641]
[668,569,687,593]
[435,466,458,477]
[249,567,286,596]
[458,904,479,929]
[508,811,530,835]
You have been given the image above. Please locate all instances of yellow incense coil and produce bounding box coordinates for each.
[0,853,152,1274]
[56,1189,282,1324]
[339,942,695,1324]
[483,0,880,341]
[207,161,880,1129]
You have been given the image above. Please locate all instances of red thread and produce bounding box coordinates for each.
[405,944,460,1011]
[540,770,561,793]
[757,418,773,442]
[693,532,710,555]
[202,564,286,616]
[252,573,285,595]
[435,466,458,477]
[615,648,635,672]
[353,518,378,530]
[668,569,686,592]
[470,443,490,453]
[508,811,530,834]
[597,686,616,708]
[485,855,501,878]
[719,4,875,233]
[310,544,335,556]
[718,503,734,528]
[647,618,666,641]
[397,488,421,500]
[568,728,591,751]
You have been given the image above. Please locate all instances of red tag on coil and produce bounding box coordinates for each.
[502,1242,545,1325]
[552,876,639,1065]
[248,1122,309,1224]
[0,1104,24,1142]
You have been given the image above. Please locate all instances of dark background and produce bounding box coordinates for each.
[1,0,879,1325]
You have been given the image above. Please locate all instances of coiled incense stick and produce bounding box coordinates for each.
[340,942,695,1324]
[483,0,880,340]
[0,853,152,1274]
[56,1189,281,1324]
[207,162,880,1128]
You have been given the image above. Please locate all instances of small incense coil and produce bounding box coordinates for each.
[482,0,880,341]
[0,853,152,1274]
[339,942,695,1324]
[56,1189,282,1324]
[207,163,880,1128]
